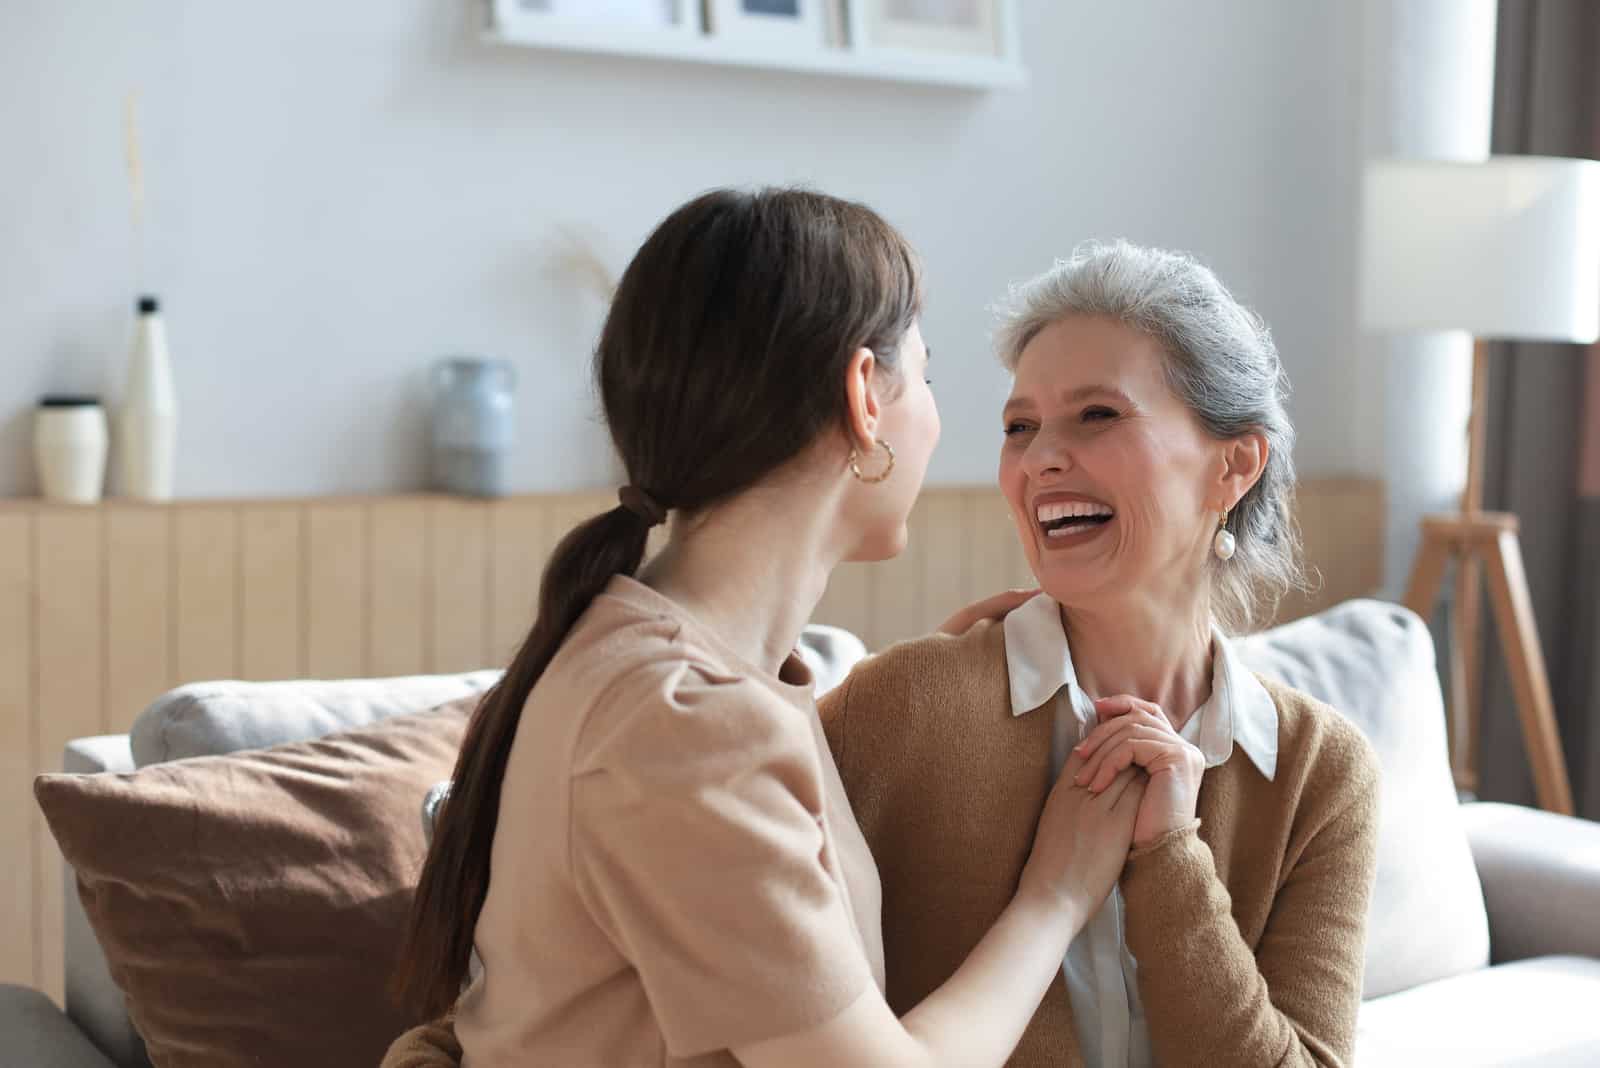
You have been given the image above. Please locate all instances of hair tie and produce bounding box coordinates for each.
[618,485,667,527]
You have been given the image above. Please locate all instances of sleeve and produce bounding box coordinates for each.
[1120,733,1380,1068]
[569,663,876,1058]
[818,669,853,783]
[379,1011,462,1068]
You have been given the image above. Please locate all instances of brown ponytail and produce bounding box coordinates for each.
[391,187,921,1021]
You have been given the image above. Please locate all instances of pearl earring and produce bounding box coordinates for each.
[1213,509,1236,561]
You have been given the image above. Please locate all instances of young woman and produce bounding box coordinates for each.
[388,189,1147,1068]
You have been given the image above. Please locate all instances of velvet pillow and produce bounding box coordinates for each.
[34,699,472,1068]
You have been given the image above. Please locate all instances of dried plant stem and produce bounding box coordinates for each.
[553,225,617,300]
[125,90,145,284]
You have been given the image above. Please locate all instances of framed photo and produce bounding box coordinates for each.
[491,0,698,37]
[851,0,1009,58]
[705,0,831,49]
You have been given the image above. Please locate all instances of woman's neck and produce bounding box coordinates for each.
[638,482,847,679]
[1060,588,1215,731]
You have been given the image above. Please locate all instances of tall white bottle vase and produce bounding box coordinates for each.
[119,295,178,500]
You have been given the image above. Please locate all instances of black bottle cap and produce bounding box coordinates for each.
[39,395,102,408]
[138,295,160,315]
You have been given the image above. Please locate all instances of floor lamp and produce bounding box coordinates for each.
[1360,156,1600,815]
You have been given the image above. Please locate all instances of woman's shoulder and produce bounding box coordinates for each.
[1255,675,1381,807]
[820,618,1008,722]
[549,598,812,782]
[820,619,1010,791]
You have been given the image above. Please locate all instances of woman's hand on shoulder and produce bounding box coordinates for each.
[937,588,1040,635]
[1074,696,1205,848]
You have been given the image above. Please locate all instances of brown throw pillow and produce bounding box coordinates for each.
[34,699,473,1068]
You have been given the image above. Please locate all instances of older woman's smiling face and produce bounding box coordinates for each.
[998,315,1225,607]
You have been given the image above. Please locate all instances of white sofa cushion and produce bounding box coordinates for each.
[1234,599,1490,998]
[129,671,501,767]
[795,623,869,695]
[1356,956,1600,1066]
[129,625,869,770]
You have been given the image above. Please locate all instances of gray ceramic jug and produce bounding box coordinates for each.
[431,357,516,497]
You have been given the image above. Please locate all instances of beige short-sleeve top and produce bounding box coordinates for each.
[456,575,884,1067]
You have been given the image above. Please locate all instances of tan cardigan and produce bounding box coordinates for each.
[382,1009,460,1067]
[819,620,1380,1068]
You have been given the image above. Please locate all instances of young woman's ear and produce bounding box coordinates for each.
[841,347,881,455]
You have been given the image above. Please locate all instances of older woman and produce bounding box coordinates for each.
[820,241,1380,1067]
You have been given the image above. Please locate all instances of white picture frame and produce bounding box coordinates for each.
[849,0,1011,59]
[491,0,699,39]
[705,0,830,50]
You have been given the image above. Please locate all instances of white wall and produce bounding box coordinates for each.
[0,0,1372,499]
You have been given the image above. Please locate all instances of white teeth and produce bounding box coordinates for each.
[1035,500,1114,523]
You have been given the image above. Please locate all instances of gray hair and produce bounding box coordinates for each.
[994,240,1305,633]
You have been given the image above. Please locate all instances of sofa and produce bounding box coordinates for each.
[4,602,1599,1067]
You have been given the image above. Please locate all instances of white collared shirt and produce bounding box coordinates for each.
[1003,592,1279,1068]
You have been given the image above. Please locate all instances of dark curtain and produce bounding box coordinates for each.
[1480,0,1600,818]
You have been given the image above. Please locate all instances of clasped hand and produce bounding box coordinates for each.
[1072,695,1205,848]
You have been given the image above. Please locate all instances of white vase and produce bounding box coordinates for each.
[119,295,178,500]
[431,357,516,497]
[34,398,109,503]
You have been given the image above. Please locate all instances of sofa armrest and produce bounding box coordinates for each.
[0,985,118,1068]
[56,737,147,1067]
[1460,800,1600,964]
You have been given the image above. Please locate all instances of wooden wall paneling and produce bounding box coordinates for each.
[815,562,874,646]
[0,479,1388,1006]
[304,504,368,680]
[916,492,970,634]
[0,515,36,989]
[483,493,613,668]
[547,494,614,548]
[1289,478,1386,620]
[173,507,239,686]
[429,499,491,674]
[1346,483,1387,595]
[489,500,547,665]
[539,494,615,603]
[238,506,305,681]
[866,504,926,651]
[104,508,172,732]
[34,509,105,1004]
[967,491,1030,605]
[369,500,429,678]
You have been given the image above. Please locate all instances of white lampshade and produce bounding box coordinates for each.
[1360,156,1600,343]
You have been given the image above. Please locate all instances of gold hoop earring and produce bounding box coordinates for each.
[849,439,896,484]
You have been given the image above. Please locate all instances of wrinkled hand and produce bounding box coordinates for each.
[1074,696,1205,848]
[1018,751,1147,923]
[938,588,1040,635]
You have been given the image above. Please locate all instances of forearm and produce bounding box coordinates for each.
[900,894,1079,1067]
[1121,823,1362,1068]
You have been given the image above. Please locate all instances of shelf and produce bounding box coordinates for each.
[482,18,1025,91]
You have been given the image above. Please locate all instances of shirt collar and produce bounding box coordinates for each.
[1002,592,1278,781]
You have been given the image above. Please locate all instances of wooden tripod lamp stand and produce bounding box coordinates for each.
[1360,156,1600,816]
